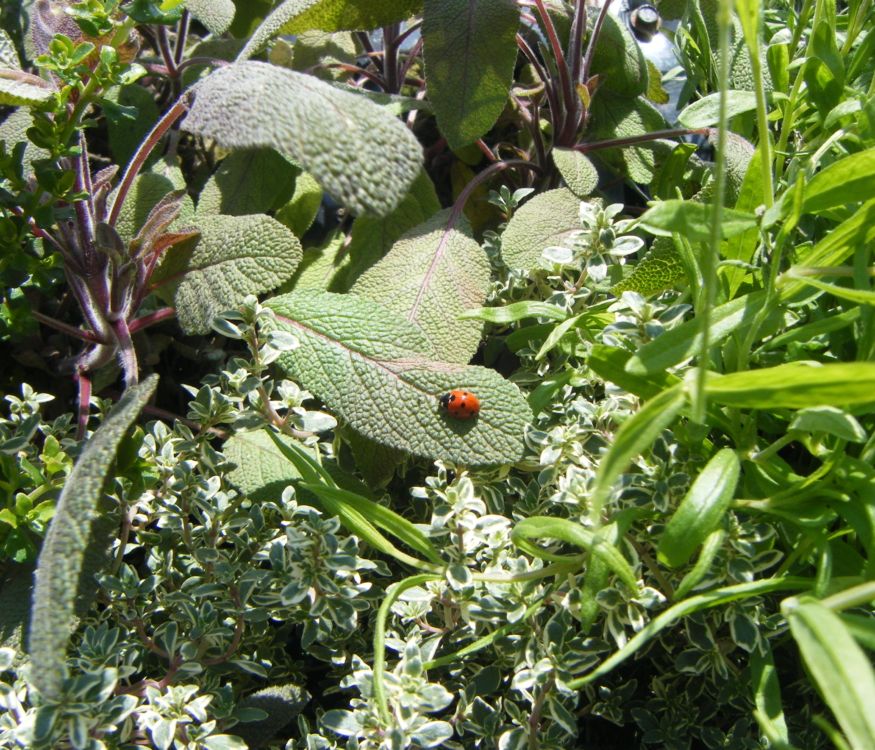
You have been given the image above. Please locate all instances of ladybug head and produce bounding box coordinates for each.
[439,393,453,408]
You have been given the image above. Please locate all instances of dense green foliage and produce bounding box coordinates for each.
[1,0,875,749]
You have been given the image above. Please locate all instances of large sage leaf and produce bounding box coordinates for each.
[351,209,490,364]
[786,598,875,750]
[500,188,581,269]
[186,0,236,34]
[587,9,649,97]
[588,95,668,183]
[266,290,531,465]
[0,67,54,106]
[153,214,302,334]
[181,62,422,216]
[553,149,599,198]
[239,0,422,59]
[422,0,520,149]
[30,376,158,701]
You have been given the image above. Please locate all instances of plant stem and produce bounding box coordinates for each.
[31,310,104,343]
[534,0,576,141]
[128,307,177,333]
[109,316,139,387]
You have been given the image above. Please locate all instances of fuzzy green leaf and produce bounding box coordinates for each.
[181,62,423,217]
[610,236,685,297]
[422,0,520,149]
[233,685,310,750]
[0,107,48,176]
[291,30,356,81]
[786,599,875,750]
[266,290,531,465]
[677,90,758,128]
[0,67,53,106]
[153,214,302,334]
[500,188,581,269]
[639,200,759,242]
[30,376,158,701]
[351,209,490,364]
[274,169,323,239]
[658,449,740,568]
[553,148,599,198]
[103,84,160,171]
[239,0,422,58]
[341,425,407,489]
[226,430,305,504]
[186,0,236,34]
[196,149,299,218]
[114,163,194,243]
[587,8,649,96]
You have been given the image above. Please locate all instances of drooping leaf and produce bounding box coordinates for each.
[181,61,423,216]
[658,449,740,568]
[639,200,759,242]
[553,148,599,198]
[265,290,531,465]
[153,214,302,334]
[610,236,685,297]
[113,162,194,243]
[422,0,520,149]
[196,148,299,217]
[500,188,581,269]
[351,209,490,364]
[0,67,54,106]
[458,301,569,323]
[677,90,758,128]
[186,0,236,35]
[238,0,422,59]
[750,644,790,746]
[30,376,158,701]
[786,598,875,750]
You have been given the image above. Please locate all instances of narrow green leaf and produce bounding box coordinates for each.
[790,406,866,443]
[803,150,875,214]
[264,428,334,487]
[300,483,443,565]
[458,301,568,323]
[755,307,861,352]
[238,0,422,58]
[750,643,790,746]
[351,209,490,364]
[500,188,582,269]
[31,376,158,700]
[721,145,764,296]
[639,200,759,242]
[153,214,302,335]
[786,598,875,750]
[181,62,422,217]
[527,369,577,416]
[422,0,520,149]
[674,528,725,600]
[706,362,875,409]
[658,449,740,568]
[589,385,687,521]
[677,90,758,128]
[510,517,638,591]
[553,148,599,198]
[266,290,531,465]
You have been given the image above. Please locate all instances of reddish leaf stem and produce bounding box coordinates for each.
[582,0,614,84]
[573,128,709,153]
[31,309,104,343]
[128,307,177,333]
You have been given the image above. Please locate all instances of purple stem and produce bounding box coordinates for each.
[517,34,562,137]
[128,307,177,334]
[174,11,189,66]
[534,0,576,140]
[573,128,710,153]
[31,310,105,344]
[108,98,188,228]
[75,367,92,441]
[397,37,423,86]
[568,0,587,85]
[383,23,400,93]
[156,24,178,77]
[110,317,139,387]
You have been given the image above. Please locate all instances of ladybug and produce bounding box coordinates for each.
[439,390,481,419]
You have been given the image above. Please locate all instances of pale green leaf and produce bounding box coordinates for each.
[351,209,490,364]
[422,0,520,149]
[677,90,758,128]
[639,200,759,242]
[706,362,875,409]
[783,272,875,307]
[789,406,867,443]
[186,0,236,34]
[266,290,531,465]
[226,429,305,504]
[803,149,875,214]
[750,644,790,746]
[291,30,357,81]
[181,62,423,216]
[31,377,158,701]
[553,148,599,198]
[0,67,53,106]
[239,0,422,59]
[786,599,875,750]
[283,231,348,292]
[500,188,581,269]
[658,449,740,568]
[458,301,568,323]
[330,82,433,116]
[153,214,302,334]
[274,169,323,239]
[196,148,298,217]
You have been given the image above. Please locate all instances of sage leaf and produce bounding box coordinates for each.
[610,236,685,297]
[31,376,158,701]
[0,67,54,106]
[239,0,422,59]
[677,90,758,128]
[500,188,581,269]
[658,449,740,568]
[639,200,759,242]
[266,290,531,465]
[351,209,490,364]
[186,0,236,35]
[587,8,650,97]
[553,149,599,198]
[588,95,667,183]
[275,169,323,239]
[785,598,875,750]
[153,214,302,334]
[181,62,423,216]
[422,0,521,149]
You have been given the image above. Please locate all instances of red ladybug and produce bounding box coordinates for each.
[439,390,480,419]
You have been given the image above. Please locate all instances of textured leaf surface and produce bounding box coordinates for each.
[587,8,648,96]
[0,107,48,174]
[114,163,194,242]
[500,188,581,269]
[181,62,423,216]
[0,67,53,105]
[610,236,684,296]
[422,0,520,149]
[233,685,310,750]
[292,30,356,81]
[196,148,298,217]
[187,0,236,34]
[553,148,598,198]
[154,214,302,334]
[588,95,668,183]
[0,561,34,668]
[31,376,157,701]
[341,425,407,489]
[274,169,323,239]
[351,209,490,364]
[103,84,160,170]
[239,0,422,58]
[266,290,530,465]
